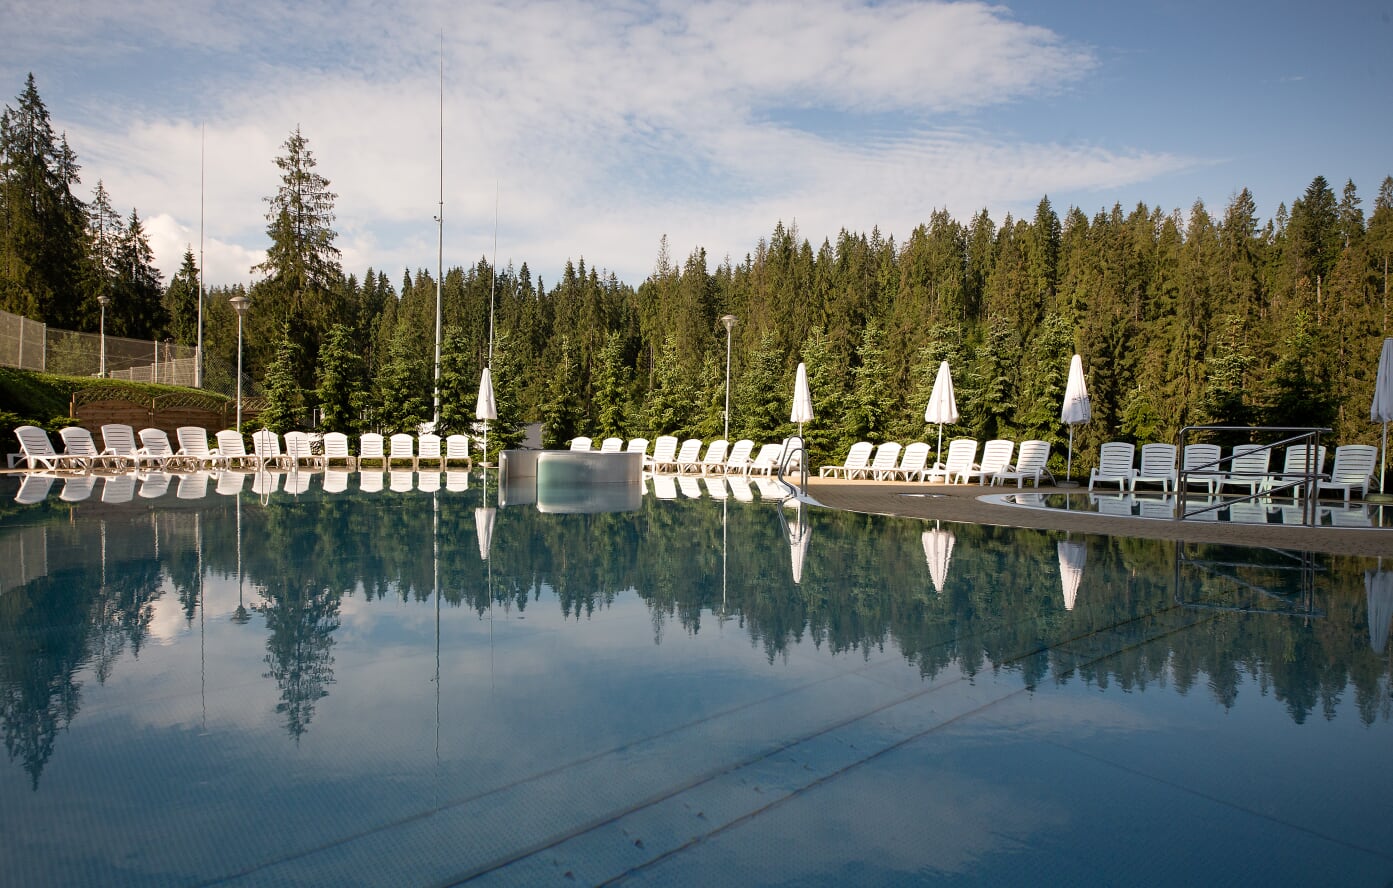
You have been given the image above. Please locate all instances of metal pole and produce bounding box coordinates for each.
[235,313,243,432]
[197,123,205,388]
[721,314,736,440]
[98,294,108,377]
[432,42,443,428]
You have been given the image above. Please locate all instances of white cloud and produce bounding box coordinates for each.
[13,0,1193,287]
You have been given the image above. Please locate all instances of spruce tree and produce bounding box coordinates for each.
[163,248,201,346]
[259,323,306,433]
[315,323,364,433]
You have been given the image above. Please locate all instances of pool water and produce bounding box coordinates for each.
[1,470,1391,885]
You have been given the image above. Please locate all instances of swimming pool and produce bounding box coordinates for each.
[1,470,1391,885]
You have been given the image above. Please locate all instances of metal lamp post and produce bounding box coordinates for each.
[98,293,110,378]
[229,293,249,432]
[721,314,737,441]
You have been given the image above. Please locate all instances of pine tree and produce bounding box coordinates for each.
[315,323,364,433]
[259,323,306,433]
[252,127,342,387]
[373,324,428,434]
[846,321,896,445]
[644,335,695,436]
[733,333,786,441]
[541,335,583,448]
[109,209,166,339]
[163,248,201,346]
[0,74,88,325]
[438,326,477,436]
[592,333,629,438]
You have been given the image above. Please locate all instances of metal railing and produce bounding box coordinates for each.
[1176,426,1331,525]
[776,436,808,500]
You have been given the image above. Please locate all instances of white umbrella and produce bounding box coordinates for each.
[788,501,812,585]
[1057,539,1086,610]
[1367,566,1393,654]
[921,522,955,594]
[1060,354,1092,483]
[791,362,814,440]
[475,506,496,561]
[1371,337,1393,497]
[924,360,959,459]
[476,366,497,465]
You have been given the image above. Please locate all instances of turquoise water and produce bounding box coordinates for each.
[1,470,1391,885]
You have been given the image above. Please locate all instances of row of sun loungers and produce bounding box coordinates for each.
[819,438,1055,488]
[1087,441,1379,501]
[11,425,477,474]
[571,435,803,477]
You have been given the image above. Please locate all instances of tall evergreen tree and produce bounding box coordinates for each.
[315,323,364,433]
[0,74,88,325]
[163,248,201,346]
[259,322,307,433]
[108,209,166,339]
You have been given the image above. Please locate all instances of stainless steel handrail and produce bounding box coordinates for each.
[1176,426,1331,525]
[776,436,807,500]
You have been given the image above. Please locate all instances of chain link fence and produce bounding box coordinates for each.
[0,308,254,396]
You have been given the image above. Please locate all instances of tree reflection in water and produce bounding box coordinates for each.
[0,473,1390,786]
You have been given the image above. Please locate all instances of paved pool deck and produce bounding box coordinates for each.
[806,478,1393,558]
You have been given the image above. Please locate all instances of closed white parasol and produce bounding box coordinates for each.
[1061,354,1092,483]
[1057,539,1086,610]
[921,522,955,594]
[924,361,959,459]
[477,366,497,465]
[1371,338,1393,498]
[1367,565,1393,654]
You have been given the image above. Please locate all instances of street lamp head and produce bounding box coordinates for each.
[98,293,110,308]
[229,294,250,316]
[720,314,737,333]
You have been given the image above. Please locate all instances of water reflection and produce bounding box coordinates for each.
[0,470,1390,793]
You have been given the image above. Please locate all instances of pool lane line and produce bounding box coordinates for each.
[595,606,1226,886]
[455,600,1218,885]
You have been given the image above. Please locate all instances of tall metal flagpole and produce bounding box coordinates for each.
[432,39,444,428]
[197,123,204,388]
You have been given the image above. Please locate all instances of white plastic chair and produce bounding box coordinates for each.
[648,435,680,472]
[359,433,386,467]
[699,440,729,475]
[1216,444,1269,496]
[820,441,874,479]
[924,439,978,484]
[867,442,905,481]
[1131,443,1177,493]
[884,442,932,482]
[215,430,257,470]
[58,426,113,471]
[1318,445,1377,501]
[959,439,1012,485]
[746,443,784,476]
[387,433,416,469]
[599,437,623,453]
[1182,443,1222,494]
[417,433,444,468]
[992,440,1052,488]
[175,426,223,469]
[721,439,755,475]
[570,436,593,451]
[674,439,703,473]
[284,431,324,469]
[137,428,177,470]
[444,434,472,467]
[252,429,291,470]
[100,423,143,469]
[322,432,355,468]
[1088,442,1136,491]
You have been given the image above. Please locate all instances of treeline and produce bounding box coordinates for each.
[5,74,1392,470]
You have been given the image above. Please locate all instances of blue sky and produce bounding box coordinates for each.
[3,0,1389,290]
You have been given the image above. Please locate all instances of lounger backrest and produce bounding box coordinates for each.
[1015,440,1051,471]
[1183,443,1221,472]
[980,439,1014,472]
[1281,444,1326,475]
[652,435,679,462]
[626,438,649,455]
[600,437,623,453]
[701,439,729,466]
[841,441,874,469]
[726,439,754,467]
[676,439,702,463]
[285,431,315,460]
[216,430,248,458]
[943,439,977,474]
[1138,443,1176,475]
[752,443,782,468]
[176,427,211,457]
[389,433,414,459]
[16,425,57,457]
[139,428,175,457]
[102,423,139,456]
[1228,443,1269,475]
[360,433,385,459]
[445,434,471,460]
[59,426,100,457]
[252,429,283,460]
[570,436,592,451]
[1097,442,1135,474]
[899,442,931,472]
[870,442,902,470]
[418,433,442,461]
[1330,444,1377,483]
[323,432,351,460]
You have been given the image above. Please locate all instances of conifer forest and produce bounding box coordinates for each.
[4,74,1391,470]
